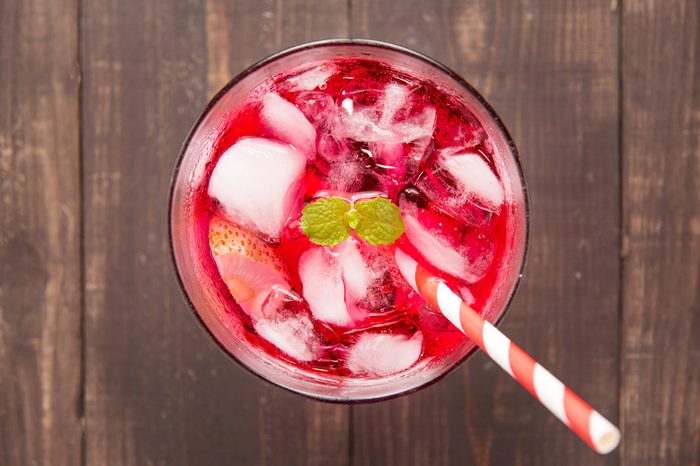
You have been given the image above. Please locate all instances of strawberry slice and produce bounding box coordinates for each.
[209,216,289,318]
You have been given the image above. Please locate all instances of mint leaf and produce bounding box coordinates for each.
[353,198,405,245]
[300,197,352,246]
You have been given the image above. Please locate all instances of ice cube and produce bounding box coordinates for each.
[394,105,436,143]
[403,136,434,178]
[335,237,374,299]
[316,131,348,162]
[364,266,403,312]
[335,85,436,192]
[379,83,410,127]
[255,317,319,361]
[378,83,436,143]
[341,107,395,143]
[399,199,494,283]
[414,156,493,228]
[369,142,408,198]
[328,157,380,192]
[258,286,304,319]
[346,332,423,376]
[377,106,436,188]
[370,140,404,170]
[454,121,486,149]
[298,247,353,326]
[328,159,366,192]
[295,91,336,128]
[314,151,381,193]
[402,214,470,280]
[286,64,335,91]
[260,93,317,158]
[338,237,410,312]
[254,288,320,362]
[339,91,435,147]
[441,152,504,210]
[208,137,306,241]
[460,229,495,282]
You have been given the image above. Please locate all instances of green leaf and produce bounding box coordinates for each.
[353,198,405,245]
[300,197,352,246]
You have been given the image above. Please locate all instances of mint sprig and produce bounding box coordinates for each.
[300,196,405,247]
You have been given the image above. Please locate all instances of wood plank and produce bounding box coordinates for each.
[203,3,353,466]
[621,1,700,465]
[82,0,349,464]
[0,0,82,465]
[205,0,352,96]
[350,1,620,465]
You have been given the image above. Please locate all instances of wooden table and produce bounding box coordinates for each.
[1,0,698,464]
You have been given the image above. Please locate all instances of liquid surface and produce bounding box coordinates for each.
[191,58,515,379]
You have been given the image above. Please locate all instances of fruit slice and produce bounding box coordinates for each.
[209,216,288,318]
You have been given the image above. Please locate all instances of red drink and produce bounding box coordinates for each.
[170,41,528,400]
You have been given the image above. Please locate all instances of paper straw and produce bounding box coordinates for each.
[395,248,620,454]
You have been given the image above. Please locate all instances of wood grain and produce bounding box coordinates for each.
[621,1,700,465]
[350,1,621,465]
[2,0,699,464]
[81,0,349,465]
[0,0,82,465]
[205,0,352,96]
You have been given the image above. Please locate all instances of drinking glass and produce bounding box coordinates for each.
[169,39,529,401]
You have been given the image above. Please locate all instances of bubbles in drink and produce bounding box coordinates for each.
[316,152,381,193]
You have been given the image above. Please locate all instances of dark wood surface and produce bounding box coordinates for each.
[0,0,697,465]
[621,1,700,464]
[0,0,82,464]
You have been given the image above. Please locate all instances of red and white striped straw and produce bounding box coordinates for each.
[395,248,620,454]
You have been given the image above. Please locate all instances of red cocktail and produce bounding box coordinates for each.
[170,40,528,401]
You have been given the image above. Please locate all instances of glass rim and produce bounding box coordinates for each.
[168,38,531,403]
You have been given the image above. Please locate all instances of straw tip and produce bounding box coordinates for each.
[594,428,620,454]
[590,411,621,454]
